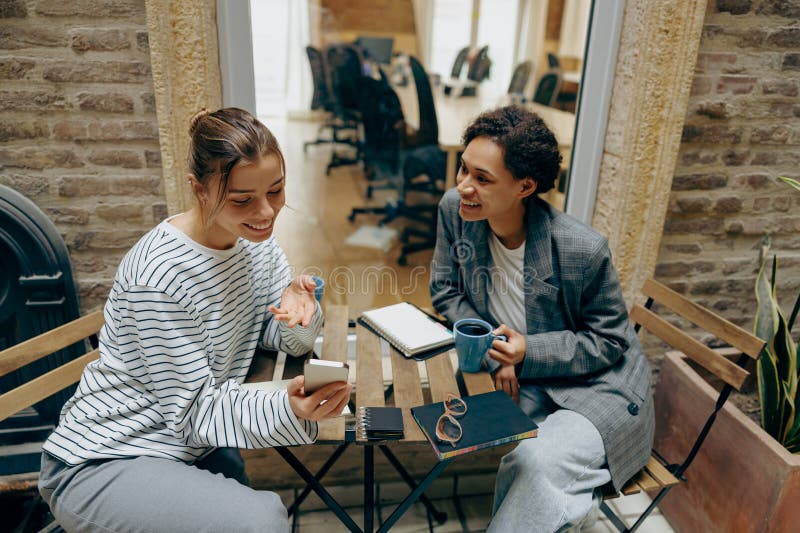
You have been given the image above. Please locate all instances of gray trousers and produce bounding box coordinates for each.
[489,384,612,532]
[39,448,289,533]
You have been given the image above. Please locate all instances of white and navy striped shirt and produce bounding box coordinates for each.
[43,219,322,466]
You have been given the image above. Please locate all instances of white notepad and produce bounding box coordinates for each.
[360,302,454,358]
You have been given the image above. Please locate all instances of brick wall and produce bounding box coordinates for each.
[654,0,800,346]
[0,0,164,312]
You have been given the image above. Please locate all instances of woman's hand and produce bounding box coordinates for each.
[287,375,352,421]
[269,276,317,327]
[493,364,519,403]
[488,324,526,366]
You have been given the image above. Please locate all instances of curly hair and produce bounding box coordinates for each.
[462,105,562,194]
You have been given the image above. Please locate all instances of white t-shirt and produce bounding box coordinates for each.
[487,232,527,334]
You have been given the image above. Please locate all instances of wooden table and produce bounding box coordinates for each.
[247,304,497,532]
[397,85,576,191]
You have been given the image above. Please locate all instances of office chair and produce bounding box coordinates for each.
[547,52,560,69]
[467,46,491,83]
[303,46,360,156]
[532,71,562,107]
[322,43,366,175]
[460,45,491,97]
[403,55,439,149]
[348,57,446,264]
[507,60,532,96]
[450,46,470,79]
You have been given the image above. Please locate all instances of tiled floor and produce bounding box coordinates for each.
[277,473,674,532]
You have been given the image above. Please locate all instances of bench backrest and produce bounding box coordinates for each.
[0,309,104,422]
[630,279,764,390]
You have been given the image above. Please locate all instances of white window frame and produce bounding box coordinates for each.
[564,0,626,224]
[216,0,257,114]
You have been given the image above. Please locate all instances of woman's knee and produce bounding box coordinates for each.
[238,490,289,533]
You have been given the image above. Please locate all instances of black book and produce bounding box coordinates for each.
[411,391,538,461]
[356,406,404,440]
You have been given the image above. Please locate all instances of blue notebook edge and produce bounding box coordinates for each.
[411,391,539,461]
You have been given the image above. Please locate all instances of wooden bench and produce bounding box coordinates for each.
[599,279,765,532]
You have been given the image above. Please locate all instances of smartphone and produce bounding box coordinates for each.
[304,359,349,394]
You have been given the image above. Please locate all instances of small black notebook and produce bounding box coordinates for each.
[356,406,404,440]
[411,391,538,461]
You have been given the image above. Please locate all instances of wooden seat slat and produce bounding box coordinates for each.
[631,305,748,389]
[282,352,310,379]
[246,348,279,382]
[644,455,679,487]
[321,305,349,364]
[389,348,425,442]
[0,349,99,422]
[425,352,459,403]
[642,280,764,359]
[621,470,647,495]
[0,309,103,378]
[355,323,385,409]
[635,468,660,492]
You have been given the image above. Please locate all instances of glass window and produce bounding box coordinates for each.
[429,0,472,80]
[476,0,520,97]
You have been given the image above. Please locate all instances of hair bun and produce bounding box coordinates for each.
[189,108,212,136]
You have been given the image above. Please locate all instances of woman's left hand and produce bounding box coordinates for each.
[488,324,526,366]
[269,276,317,327]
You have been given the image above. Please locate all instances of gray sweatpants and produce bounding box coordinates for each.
[39,448,289,533]
[489,384,612,532]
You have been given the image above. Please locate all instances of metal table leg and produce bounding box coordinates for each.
[287,443,350,517]
[376,458,453,533]
[378,445,448,524]
[364,445,375,532]
[275,447,362,533]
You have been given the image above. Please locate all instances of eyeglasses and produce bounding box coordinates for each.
[435,394,468,447]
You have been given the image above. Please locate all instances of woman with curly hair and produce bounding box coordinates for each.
[430,105,654,531]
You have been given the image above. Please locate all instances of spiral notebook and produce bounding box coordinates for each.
[359,302,454,359]
[356,406,404,440]
[411,391,538,461]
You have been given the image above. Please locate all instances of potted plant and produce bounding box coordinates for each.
[653,176,800,532]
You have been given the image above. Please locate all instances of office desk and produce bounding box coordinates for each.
[247,305,496,532]
[396,84,576,191]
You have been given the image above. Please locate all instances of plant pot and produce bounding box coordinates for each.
[654,350,800,532]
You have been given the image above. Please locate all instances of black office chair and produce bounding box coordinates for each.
[450,46,470,79]
[459,45,491,97]
[466,46,491,83]
[303,46,360,156]
[507,60,532,95]
[322,43,366,175]
[347,75,406,221]
[348,57,446,264]
[532,71,561,107]
[547,52,560,69]
[403,55,439,149]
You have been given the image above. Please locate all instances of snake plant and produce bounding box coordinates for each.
[754,176,800,453]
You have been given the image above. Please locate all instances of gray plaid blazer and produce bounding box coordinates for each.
[430,189,654,491]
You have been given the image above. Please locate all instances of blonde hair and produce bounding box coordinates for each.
[188,107,285,222]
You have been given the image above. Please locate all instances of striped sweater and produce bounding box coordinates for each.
[43,220,322,466]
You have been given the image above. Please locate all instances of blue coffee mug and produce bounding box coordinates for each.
[311,275,325,302]
[453,318,507,373]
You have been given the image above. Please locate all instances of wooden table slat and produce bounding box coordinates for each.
[389,347,425,442]
[355,324,385,409]
[316,418,345,443]
[425,352,459,403]
[321,305,349,365]
[459,350,496,396]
